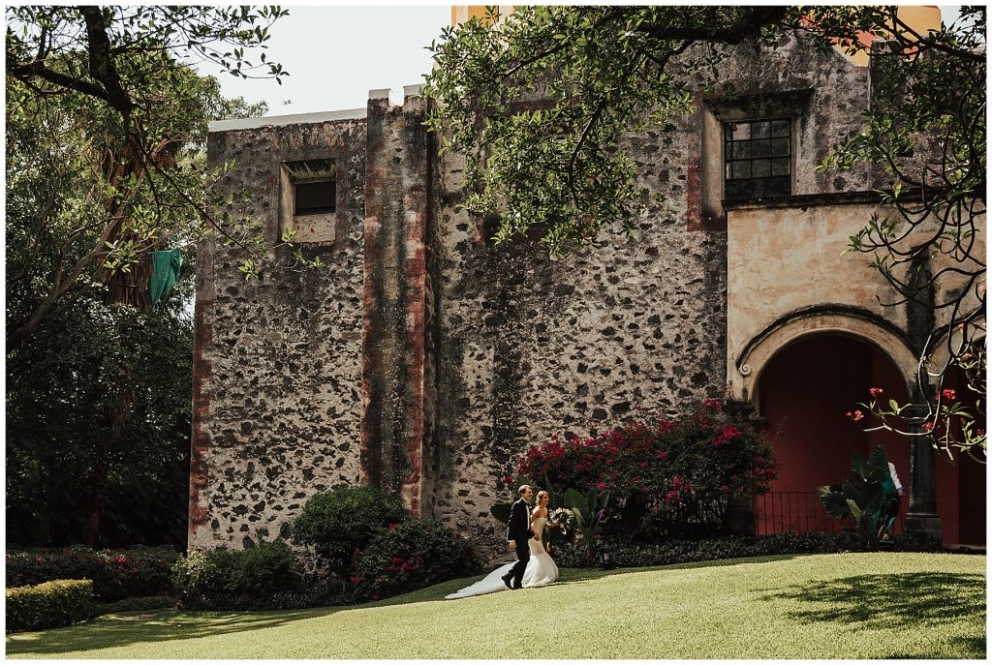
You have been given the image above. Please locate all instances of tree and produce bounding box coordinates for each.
[424,5,985,460]
[5,294,195,548]
[424,6,798,256]
[5,5,288,352]
[5,5,288,546]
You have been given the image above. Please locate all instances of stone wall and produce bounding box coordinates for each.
[191,113,369,550]
[193,33,880,557]
[428,36,873,558]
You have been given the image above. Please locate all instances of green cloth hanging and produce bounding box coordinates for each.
[149,248,183,307]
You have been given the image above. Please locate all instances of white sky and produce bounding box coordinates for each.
[205,4,452,117]
[209,4,964,119]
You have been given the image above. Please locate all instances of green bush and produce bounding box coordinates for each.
[292,485,407,577]
[171,540,309,611]
[6,545,178,602]
[516,398,777,539]
[352,519,481,601]
[6,579,97,633]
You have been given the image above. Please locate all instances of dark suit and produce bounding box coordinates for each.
[505,498,533,588]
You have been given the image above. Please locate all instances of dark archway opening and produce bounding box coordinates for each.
[755,334,910,536]
[755,333,985,546]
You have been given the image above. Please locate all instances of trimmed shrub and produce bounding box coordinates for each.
[6,579,96,633]
[516,398,777,539]
[171,540,311,611]
[292,485,407,577]
[352,519,481,601]
[6,545,178,602]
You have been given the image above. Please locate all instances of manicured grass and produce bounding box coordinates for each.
[6,552,985,659]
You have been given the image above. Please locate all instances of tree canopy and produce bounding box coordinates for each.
[5,5,287,351]
[5,5,288,546]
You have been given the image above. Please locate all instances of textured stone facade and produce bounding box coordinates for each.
[193,35,901,556]
[191,111,369,550]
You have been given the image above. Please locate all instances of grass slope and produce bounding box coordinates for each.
[6,552,986,659]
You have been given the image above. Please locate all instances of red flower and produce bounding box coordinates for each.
[595,482,606,491]
[848,410,864,421]
[391,556,404,565]
[869,387,884,397]
[923,421,936,432]
[941,388,957,401]
[388,523,399,531]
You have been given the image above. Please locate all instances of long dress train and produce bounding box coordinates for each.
[446,517,559,599]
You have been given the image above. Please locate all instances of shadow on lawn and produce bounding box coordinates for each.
[764,571,986,656]
[5,607,335,656]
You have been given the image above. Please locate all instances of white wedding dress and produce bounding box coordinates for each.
[446,517,559,599]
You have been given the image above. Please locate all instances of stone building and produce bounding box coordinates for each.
[190,9,985,557]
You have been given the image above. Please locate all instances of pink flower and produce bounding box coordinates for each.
[848,410,864,421]
[388,523,398,531]
[941,388,957,401]
[923,421,935,432]
[595,482,606,491]
[869,387,884,397]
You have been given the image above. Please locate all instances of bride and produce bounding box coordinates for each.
[446,490,559,599]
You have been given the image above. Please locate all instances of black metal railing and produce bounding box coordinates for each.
[753,491,906,536]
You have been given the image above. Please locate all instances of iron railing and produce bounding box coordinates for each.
[753,491,906,536]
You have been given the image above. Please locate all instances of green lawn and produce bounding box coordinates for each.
[6,552,986,659]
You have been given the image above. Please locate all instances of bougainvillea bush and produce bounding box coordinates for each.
[516,398,777,539]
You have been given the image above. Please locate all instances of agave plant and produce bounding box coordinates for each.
[816,446,896,551]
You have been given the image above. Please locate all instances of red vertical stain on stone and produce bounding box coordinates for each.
[686,163,703,232]
[188,303,213,542]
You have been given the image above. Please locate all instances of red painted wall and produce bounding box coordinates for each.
[756,335,912,537]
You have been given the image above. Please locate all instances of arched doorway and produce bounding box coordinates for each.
[754,334,911,536]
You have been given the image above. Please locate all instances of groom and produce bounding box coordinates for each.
[502,485,535,590]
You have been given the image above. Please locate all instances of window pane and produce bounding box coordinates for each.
[771,119,791,137]
[770,138,790,157]
[723,118,793,201]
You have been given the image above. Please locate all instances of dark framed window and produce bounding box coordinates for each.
[294,180,336,215]
[724,118,792,201]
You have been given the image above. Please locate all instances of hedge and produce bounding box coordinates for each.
[6,545,178,602]
[6,579,97,633]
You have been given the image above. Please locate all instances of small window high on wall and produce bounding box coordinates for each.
[723,118,792,202]
[281,159,337,243]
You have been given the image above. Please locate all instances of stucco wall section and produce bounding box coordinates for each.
[190,118,368,550]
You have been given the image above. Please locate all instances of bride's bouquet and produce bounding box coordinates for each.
[549,507,576,537]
